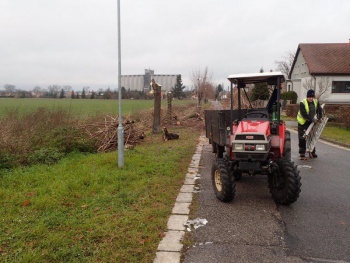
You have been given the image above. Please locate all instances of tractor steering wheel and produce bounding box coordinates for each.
[244,111,268,118]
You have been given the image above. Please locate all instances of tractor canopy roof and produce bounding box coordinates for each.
[227,72,285,86]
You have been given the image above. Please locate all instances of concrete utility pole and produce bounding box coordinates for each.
[117,0,124,168]
[151,79,162,133]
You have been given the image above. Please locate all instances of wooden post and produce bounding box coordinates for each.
[167,92,172,125]
[151,79,162,133]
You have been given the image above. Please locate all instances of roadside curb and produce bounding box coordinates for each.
[153,135,208,263]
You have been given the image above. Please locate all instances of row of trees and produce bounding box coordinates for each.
[1,75,195,100]
[2,51,331,102]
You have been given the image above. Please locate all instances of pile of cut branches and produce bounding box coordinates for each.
[82,103,204,152]
[82,115,149,152]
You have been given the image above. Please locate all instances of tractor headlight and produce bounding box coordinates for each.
[255,144,266,151]
[234,143,244,150]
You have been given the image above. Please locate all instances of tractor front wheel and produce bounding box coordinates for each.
[268,158,301,205]
[211,159,235,202]
[283,130,291,159]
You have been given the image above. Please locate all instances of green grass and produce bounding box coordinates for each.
[321,125,350,146]
[0,98,193,117]
[280,115,296,121]
[0,127,202,262]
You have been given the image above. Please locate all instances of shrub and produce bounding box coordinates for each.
[28,147,64,165]
[0,107,97,169]
[286,104,299,118]
[281,91,298,104]
[0,152,15,170]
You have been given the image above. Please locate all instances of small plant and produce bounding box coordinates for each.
[28,147,64,165]
[0,151,14,170]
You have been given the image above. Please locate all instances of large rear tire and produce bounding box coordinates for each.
[268,158,301,205]
[211,159,235,202]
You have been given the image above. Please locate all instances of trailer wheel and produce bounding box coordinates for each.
[283,131,291,159]
[211,159,235,202]
[268,158,301,205]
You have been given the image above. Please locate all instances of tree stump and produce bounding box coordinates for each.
[151,79,162,133]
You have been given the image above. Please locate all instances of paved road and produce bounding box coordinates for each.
[183,128,350,263]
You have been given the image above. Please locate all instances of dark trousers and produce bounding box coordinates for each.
[298,123,316,155]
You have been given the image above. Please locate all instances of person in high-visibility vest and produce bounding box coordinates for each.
[297,89,322,160]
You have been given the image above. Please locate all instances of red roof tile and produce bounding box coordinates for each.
[299,43,350,75]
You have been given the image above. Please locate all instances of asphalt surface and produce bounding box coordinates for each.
[183,124,350,263]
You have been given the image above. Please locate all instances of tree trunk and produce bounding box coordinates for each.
[151,79,162,133]
[167,92,172,125]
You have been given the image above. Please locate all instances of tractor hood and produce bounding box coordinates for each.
[235,120,271,138]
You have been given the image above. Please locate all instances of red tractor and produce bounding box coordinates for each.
[205,72,301,205]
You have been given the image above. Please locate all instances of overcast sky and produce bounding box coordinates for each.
[1,0,349,91]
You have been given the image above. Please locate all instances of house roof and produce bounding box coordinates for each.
[289,43,350,78]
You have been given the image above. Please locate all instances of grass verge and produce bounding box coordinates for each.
[321,125,350,147]
[0,126,202,262]
[0,98,193,117]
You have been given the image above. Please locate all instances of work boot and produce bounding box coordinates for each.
[300,154,307,160]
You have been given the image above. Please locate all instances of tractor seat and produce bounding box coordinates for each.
[243,109,269,119]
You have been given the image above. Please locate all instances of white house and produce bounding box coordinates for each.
[288,42,350,104]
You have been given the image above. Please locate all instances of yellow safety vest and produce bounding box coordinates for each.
[297,98,318,125]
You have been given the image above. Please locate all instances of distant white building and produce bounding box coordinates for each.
[121,69,179,92]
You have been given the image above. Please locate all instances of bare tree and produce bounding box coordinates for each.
[47,85,61,98]
[316,77,331,103]
[3,84,16,92]
[33,86,42,93]
[63,85,72,95]
[274,51,295,77]
[302,77,316,90]
[190,67,214,108]
[303,76,330,103]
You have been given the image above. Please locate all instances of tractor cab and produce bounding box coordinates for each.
[227,72,284,129]
[226,72,287,162]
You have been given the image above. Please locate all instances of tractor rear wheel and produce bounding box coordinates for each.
[211,158,235,202]
[268,158,301,205]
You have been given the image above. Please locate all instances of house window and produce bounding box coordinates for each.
[332,81,350,93]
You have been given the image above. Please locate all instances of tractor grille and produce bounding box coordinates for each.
[235,153,267,161]
[235,134,265,140]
